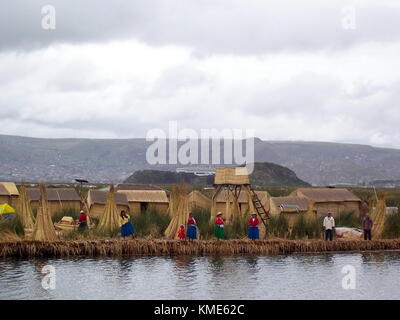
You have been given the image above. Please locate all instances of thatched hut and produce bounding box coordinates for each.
[290,188,361,217]
[270,196,309,225]
[213,190,270,221]
[0,182,19,207]
[27,188,82,216]
[116,184,169,215]
[188,190,212,211]
[86,189,130,219]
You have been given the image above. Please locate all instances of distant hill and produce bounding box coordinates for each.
[249,162,310,187]
[1,134,400,185]
[124,162,310,187]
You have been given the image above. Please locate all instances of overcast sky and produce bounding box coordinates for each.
[0,0,399,148]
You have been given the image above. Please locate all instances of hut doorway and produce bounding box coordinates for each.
[140,202,148,213]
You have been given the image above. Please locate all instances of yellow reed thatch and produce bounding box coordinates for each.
[32,184,57,241]
[214,167,250,185]
[17,184,35,231]
[96,185,121,235]
[372,194,386,239]
[165,184,189,239]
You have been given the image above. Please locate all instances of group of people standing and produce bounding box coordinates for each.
[323,212,374,241]
[178,211,261,240]
[213,212,261,240]
[77,208,374,241]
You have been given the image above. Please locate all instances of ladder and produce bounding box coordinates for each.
[248,185,270,229]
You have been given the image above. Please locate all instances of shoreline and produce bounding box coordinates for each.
[1,239,400,258]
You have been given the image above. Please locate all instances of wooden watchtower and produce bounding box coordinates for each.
[211,167,270,237]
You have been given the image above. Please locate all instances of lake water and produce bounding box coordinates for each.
[1,252,400,300]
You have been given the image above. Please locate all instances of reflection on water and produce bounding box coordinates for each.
[1,252,400,300]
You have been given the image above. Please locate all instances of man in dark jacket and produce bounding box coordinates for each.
[363,214,373,240]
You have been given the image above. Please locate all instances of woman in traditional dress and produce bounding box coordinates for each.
[77,210,88,232]
[120,210,135,239]
[178,224,186,240]
[214,212,225,240]
[248,212,260,240]
[186,212,197,240]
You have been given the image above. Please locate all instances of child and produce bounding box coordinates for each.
[178,224,186,240]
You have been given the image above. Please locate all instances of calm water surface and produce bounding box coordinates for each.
[1,252,400,300]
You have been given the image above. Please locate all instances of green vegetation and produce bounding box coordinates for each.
[225,215,248,240]
[290,216,323,239]
[191,207,213,239]
[133,208,171,238]
[0,215,24,236]
[335,210,361,227]
[382,214,400,239]
[266,215,290,238]
[51,208,79,223]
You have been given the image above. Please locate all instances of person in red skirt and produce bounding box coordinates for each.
[248,213,260,240]
[177,224,186,240]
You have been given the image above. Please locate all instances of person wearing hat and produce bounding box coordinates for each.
[77,210,88,231]
[214,212,225,240]
[248,213,260,240]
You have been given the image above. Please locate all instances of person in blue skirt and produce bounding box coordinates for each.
[120,210,135,239]
[248,213,260,240]
[186,211,197,240]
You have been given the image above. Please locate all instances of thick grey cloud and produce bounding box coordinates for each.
[0,1,399,149]
[1,0,400,53]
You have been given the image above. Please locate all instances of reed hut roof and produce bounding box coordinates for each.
[188,190,212,210]
[0,182,19,196]
[214,167,250,185]
[271,196,309,212]
[116,184,163,191]
[27,188,80,202]
[87,189,129,207]
[116,190,169,203]
[214,190,269,203]
[294,188,361,203]
[188,190,211,202]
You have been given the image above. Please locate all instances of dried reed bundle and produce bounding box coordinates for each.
[32,184,57,241]
[372,194,386,239]
[167,185,180,218]
[1,239,400,258]
[17,184,35,230]
[0,231,20,242]
[97,185,121,235]
[165,184,189,239]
